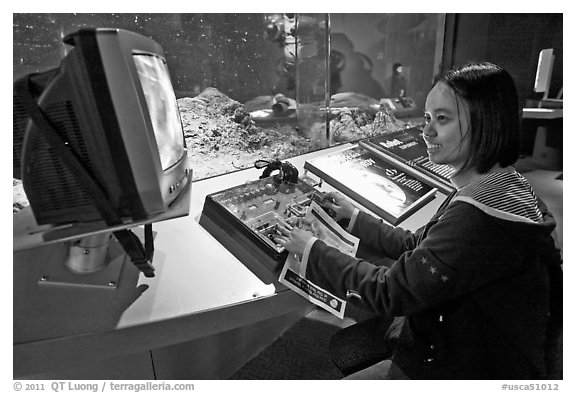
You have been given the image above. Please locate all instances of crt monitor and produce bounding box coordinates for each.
[13,27,190,227]
[13,28,191,278]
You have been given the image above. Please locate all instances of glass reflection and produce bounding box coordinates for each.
[13,13,445,182]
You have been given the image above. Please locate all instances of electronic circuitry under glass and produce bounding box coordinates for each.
[205,176,323,256]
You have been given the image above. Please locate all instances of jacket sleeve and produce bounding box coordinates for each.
[350,210,420,259]
[305,202,524,316]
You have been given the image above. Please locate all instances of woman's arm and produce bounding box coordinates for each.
[351,210,419,259]
[322,191,420,259]
[304,202,520,316]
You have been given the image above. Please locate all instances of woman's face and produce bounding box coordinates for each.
[423,82,471,171]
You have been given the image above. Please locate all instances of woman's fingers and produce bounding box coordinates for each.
[326,191,342,201]
[276,224,291,236]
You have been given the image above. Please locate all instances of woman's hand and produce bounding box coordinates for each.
[322,191,355,220]
[274,222,314,257]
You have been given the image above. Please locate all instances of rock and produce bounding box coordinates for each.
[178,87,319,181]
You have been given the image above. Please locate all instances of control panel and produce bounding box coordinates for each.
[200,175,326,262]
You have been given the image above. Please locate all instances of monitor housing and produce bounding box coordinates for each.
[13,28,192,282]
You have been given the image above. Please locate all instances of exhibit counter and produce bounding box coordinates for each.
[13,144,446,379]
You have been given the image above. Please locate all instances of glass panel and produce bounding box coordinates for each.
[328,13,445,143]
[294,14,330,149]
[13,13,323,182]
[13,13,445,183]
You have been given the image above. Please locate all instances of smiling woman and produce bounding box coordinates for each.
[422,82,471,171]
[275,61,563,380]
[434,62,521,177]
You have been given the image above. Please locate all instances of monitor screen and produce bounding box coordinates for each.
[133,53,185,171]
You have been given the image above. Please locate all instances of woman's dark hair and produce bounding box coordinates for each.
[438,62,520,174]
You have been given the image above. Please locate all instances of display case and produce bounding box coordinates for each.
[13,13,445,191]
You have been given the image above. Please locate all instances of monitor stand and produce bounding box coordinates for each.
[37,232,128,289]
[13,179,191,287]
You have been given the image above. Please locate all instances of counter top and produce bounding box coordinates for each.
[13,143,446,378]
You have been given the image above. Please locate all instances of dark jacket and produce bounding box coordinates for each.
[304,172,562,379]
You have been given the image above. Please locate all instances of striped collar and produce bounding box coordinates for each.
[451,168,543,223]
[450,165,514,190]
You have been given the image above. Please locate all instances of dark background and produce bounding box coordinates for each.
[444,13,563,107]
